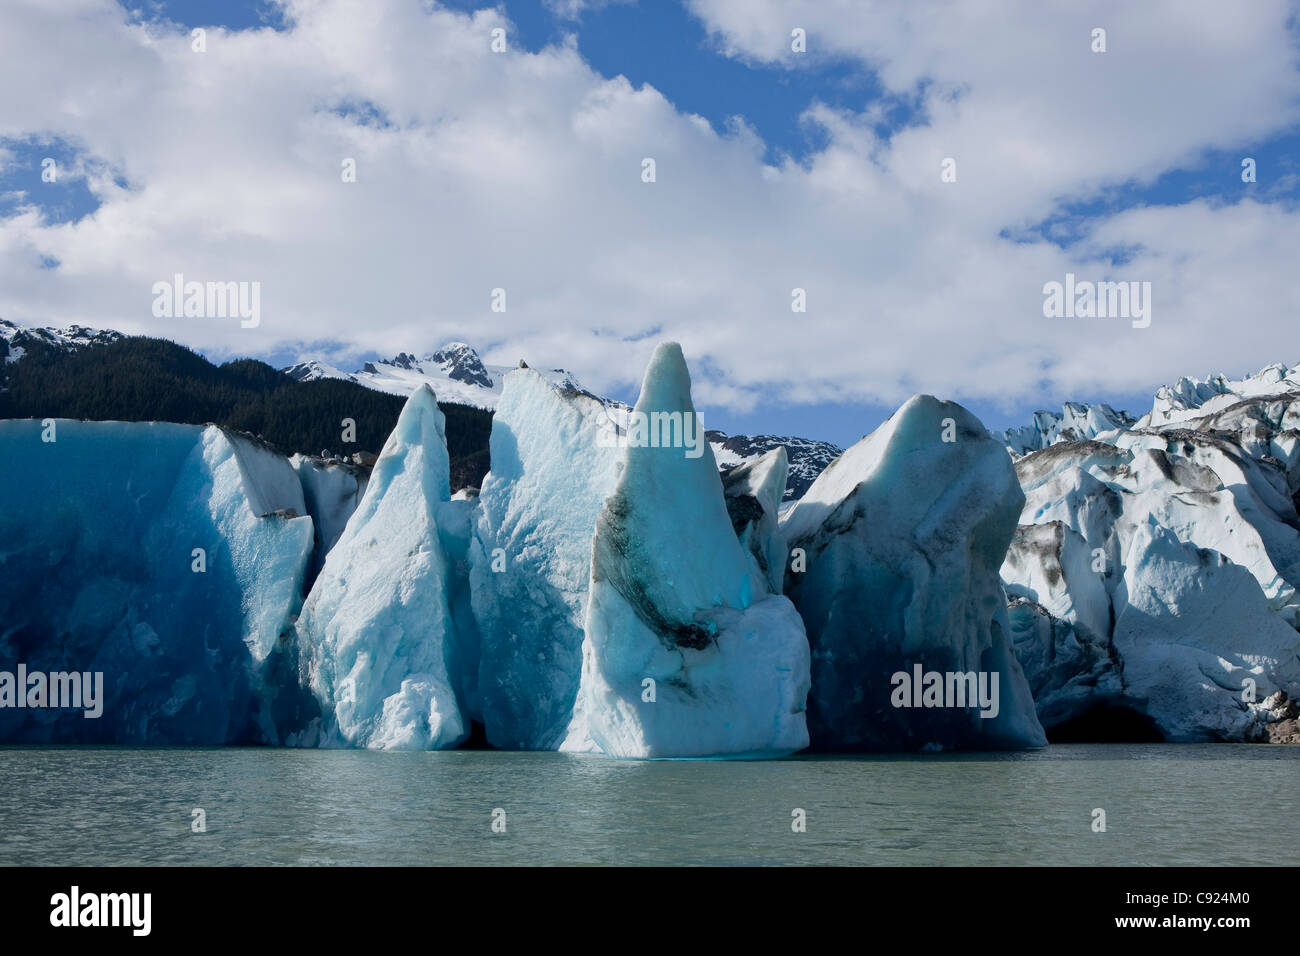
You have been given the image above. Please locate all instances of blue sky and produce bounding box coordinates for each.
[2,0,1298,447]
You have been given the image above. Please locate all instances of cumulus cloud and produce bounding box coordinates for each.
[0,0,1297,411]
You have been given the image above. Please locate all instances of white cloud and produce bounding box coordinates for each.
[543,0,634,22]
[0,0,1297,413]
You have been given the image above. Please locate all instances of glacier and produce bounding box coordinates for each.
[291,454,368,579]
[0,419,314,743]
[468,368,623,749]
[11,332,1300,753]
[996,402,1134,458]
[1135,364,1300,506]
[721,447,790,595]
[1138,362,1300,430]
[292,385,468,750]
[562,343,811,758]
[782,395,1046,751]
[1001,429,1300,740]
[438,487,483,725]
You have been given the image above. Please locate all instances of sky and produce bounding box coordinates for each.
[1,0,1298,447]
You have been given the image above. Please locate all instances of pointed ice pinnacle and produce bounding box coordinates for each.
[563,343,810,758]
[294,384,467,750]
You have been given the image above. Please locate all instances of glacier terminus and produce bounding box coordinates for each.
[4,338,1300,753]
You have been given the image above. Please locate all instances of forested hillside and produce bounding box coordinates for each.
[0,335,493,489]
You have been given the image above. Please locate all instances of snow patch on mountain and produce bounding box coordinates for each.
[283,344,582,411]
[0,318,122,370]
[709,431,842,502]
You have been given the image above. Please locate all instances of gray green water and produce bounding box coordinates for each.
[0,744,1295,865]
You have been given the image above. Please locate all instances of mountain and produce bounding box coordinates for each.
[709,431,843,502]
[2,321,845,501]
[283,342,582,411]
[0,318,122,372]
[0,327,492,491]
[286,342,845,501]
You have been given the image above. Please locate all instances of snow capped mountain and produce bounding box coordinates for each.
[284,342,844,501]
[283,343,583,411]
[709,431,843,501]
[2,320,842,501]
[426,342,493,388]
[0,318,122,365]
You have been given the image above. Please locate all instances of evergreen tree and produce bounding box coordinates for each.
[0,336,494,488]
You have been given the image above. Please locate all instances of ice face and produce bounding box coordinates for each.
[438,492,482,723]
[783,395,1046,751]
[0,420,314,744]
[291,455,368,578]
[468,368,622,749]
[1003,432,1300,740]
[13,335,1300,753]
[997,403,1133,458]
[721,447,790,595]
[292,385,467,750]
[1114,522,1300,740]
[563,343,811,758]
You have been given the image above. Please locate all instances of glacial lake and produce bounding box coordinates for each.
[1,744,1294,866]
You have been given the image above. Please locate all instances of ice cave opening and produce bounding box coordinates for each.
[1046,705,1165,743]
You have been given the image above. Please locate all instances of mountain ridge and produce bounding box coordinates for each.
[1,320,844,500]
